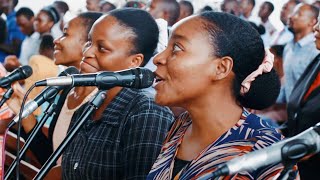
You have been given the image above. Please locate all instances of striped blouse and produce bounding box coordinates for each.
[147,109,296,180]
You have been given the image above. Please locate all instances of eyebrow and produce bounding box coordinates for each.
[171,34,191,45]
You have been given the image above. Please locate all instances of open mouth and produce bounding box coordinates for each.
[153,73,165,87]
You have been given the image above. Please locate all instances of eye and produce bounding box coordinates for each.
[172,43,182,53]
[98,45,109,52]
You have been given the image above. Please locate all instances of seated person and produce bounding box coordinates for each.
[61,8,174,179]
[147,12,298,179]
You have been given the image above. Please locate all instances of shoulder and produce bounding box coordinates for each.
[128,89,172,115]
[244,113,283,149]
[123,88,174,124]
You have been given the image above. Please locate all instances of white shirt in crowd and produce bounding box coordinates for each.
[19,32,41,65]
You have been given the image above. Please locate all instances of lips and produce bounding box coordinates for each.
[153,72,165,88]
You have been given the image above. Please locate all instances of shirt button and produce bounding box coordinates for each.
[74,162,79,170]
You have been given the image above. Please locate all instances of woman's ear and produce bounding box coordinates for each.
[211,56,233,81]
[129,53,144,68]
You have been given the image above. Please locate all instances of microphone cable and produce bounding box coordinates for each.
[15,84,35,180]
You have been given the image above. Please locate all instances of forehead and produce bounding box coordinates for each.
[171,16,208,42]
[90,16,134,39]
[67,17,83,29]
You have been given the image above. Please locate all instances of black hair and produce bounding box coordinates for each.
[249,0,255,7]
[201,5,213,13]
[248,21,265,35]
[270,45,284,58]
[13,0,18,7]
[309,4,320,19]
[108,8,159,66]
[159,0,180,26]
[264,1,274,13]
[16,7,34,20]
[40,34,54,51]
[180,0,194,15]
[40,5,60,23]
[53,1,69,14]
[0,17,6,43]
[78,12,103,42]
[200,12,280,110]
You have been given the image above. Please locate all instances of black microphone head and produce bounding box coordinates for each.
[20,65,33,79]
[60,66,80,76]
[0,65,33,88]
[135,67,155,89]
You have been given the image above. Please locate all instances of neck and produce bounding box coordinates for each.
[294,29,312,42]
[183,86,243,141]
[244,11,251,18]
[261,17,268,23]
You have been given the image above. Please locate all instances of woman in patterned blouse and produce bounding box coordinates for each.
[148,12,298,179]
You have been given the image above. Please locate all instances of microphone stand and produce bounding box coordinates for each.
[0,87,14,108]
[4,102,57,179]
[33,90,107,180]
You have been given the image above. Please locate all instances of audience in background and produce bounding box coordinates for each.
[0,0,25,56]
[277,3,319,104]
[258,1,276,47]
[270,0,298,46]
[177,0,194,21]
[240,0,257,22]
[99,1,116,12]
[147,0,180,27]
[0,18,10,63]
[86,0,101,11]
[16,7,40,66]
[221,0,240,16]
[123,0,146,9]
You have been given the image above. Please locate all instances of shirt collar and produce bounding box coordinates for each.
[297,33,315,47]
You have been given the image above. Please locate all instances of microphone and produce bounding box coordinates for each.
[7,66,79,128]
[0,65,33,88]
[35,67,155,89]
[208,123,320,178]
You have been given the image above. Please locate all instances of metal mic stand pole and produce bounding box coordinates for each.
[4,102,57,179]
[33,90,106,180]
[0,87,14,108]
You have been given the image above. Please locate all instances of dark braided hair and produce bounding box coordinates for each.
[200,12,280,110]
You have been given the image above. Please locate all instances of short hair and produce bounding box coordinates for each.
[13,0,18,7]
[53,1,69,14]
[108,8,159,66]
[16,7,34,20]
[264,1,274,13]
[40,5,60,23]
[308,4,320,19]
[0,18,6,43]
[248,21,265,35]
[249,0,255,7]
[160,0,180,26]
[200,12,280,109]
[201,5,213,13]
[40,34,54,51]
[78,12,103,41]
[180,0,194,15]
